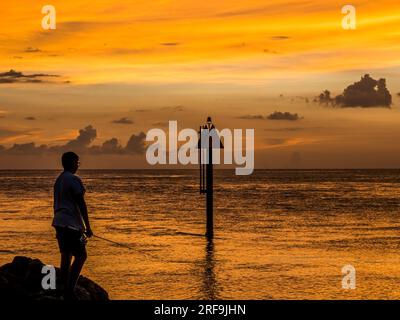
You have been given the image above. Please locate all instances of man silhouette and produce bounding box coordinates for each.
[52,152,93,300]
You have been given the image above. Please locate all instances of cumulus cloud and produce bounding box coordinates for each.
[62,125,97,150]
[318,74,392,108]
[125,132,146,154]
[89,138,124,155]
[0,69,61,84]
[0,125,146,156]
[112,117,134,124]
[267,111,301,121]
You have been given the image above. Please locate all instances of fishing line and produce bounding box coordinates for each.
[91,234,159,260]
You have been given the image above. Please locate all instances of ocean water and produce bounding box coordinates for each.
[1,169,400,299]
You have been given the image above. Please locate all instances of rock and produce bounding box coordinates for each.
[0,256,109,300]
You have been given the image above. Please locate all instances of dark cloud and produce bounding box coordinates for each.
[152,122,169,127]
[270,36,290,40]
[160,106,185,112]
[318,74,392,108]
[24,47,41,53]
[160,42,180,46]
[263,49,279,54]
[134,109,149,112]
[238,112,302,121]
[112,117,134,125]
[238,114,264,120]
[6,143,47,155]
[267,111,301,121]
[89,138,124,155]
[0,69,61,84]
[62,125,97,150]
[0,125,146,156]
[25,117,36,121]
[125,132,146,155]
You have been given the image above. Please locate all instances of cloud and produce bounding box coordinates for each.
[125,132,146,155]
[6,142,47,155]
[112,117,134,125]
[318,74,392,108]
[160,106,185,112]
[89,138,124,155]
[263,49,279,54]
[0,69,62,84]
[238,112,302,121]
[238,114,264,120]
[270,36,291,40]
[24,47,41,53]
[151,121,170,127]
[160,42,180,46]
[267,111,301,121]
[25,117,36,121]
[62,125,97,150]
[0,125,146,156]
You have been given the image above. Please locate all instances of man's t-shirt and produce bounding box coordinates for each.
[52,171,86,232]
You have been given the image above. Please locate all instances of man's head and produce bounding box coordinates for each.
[62,152,80,173]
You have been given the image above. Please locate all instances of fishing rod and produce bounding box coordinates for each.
[91,234,159,260]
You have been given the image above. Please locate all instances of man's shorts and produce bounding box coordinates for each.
[55,227,86,257]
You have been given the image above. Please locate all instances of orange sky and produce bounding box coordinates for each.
[0,0,400,168]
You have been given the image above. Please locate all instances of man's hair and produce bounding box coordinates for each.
[62,151,79,169]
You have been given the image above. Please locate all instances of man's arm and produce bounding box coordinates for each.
[76,194,93,237]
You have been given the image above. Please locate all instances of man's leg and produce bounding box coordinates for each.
[68,250,87,296]
[60,251,71,296]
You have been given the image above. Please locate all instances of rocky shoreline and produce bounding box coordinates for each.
[0,256,109,300]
